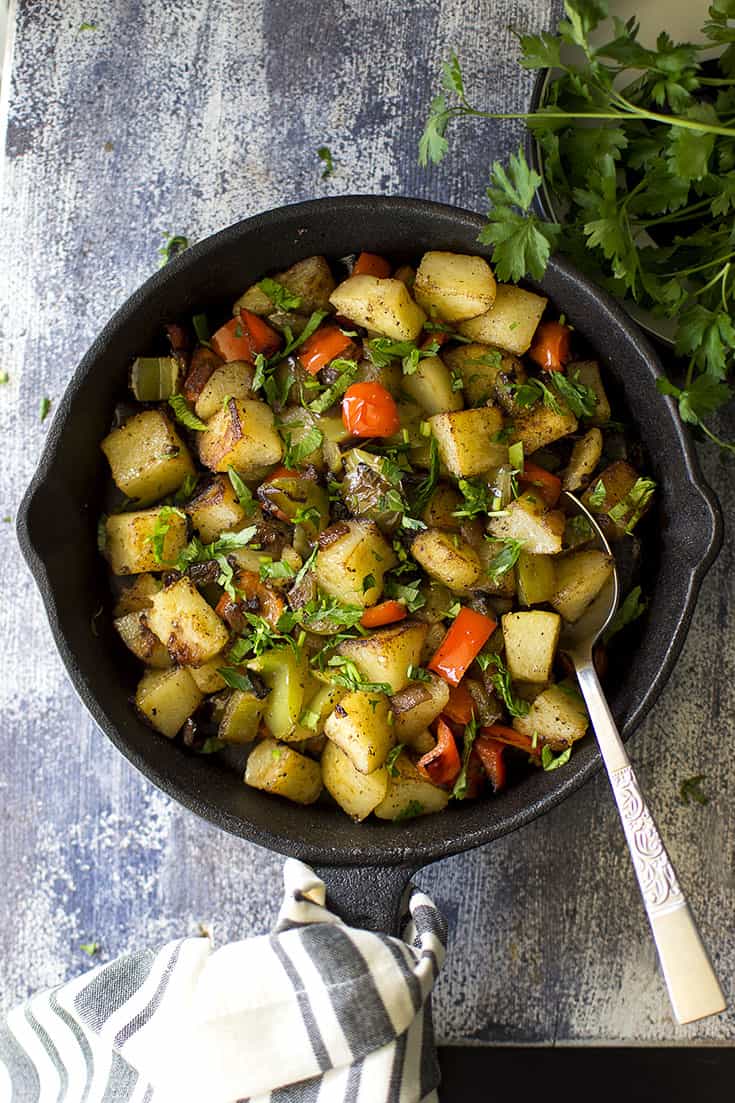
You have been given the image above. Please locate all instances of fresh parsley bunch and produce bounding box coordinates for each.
[420,0,735,452]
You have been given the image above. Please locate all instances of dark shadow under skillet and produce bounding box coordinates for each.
[16,197,721,931]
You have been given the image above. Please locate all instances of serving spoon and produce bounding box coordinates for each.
[560,491,726,1025]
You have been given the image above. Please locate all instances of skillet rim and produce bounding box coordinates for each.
[16,195,722,869]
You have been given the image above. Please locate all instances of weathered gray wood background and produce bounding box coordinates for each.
[1,0,733,1044]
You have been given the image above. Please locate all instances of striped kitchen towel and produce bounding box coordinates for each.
[0,859,446,1103]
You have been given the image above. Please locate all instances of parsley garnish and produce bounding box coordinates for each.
[173,473,198,504]
[411,436,440,518]
[541,744,572,772]
[480,652,529,718]
[79,942,99,955]
[148,506,185,565]
[79,22,98,31]
[679,775,709,806]
[307,358,359,414]
[384,576,425,613]
[326,656,391,695]
[258,277,302,312]
[485,537,524,582]
[168,394,208,431]
[367,337,440,376]
[227,467,256,515]
[407,664,432,683]
[385,744,405,777]
[395,799,425,821]
[603,586,647,644]
[317,145,334,179]
[512,376,561,415]
[419,23,735,452]
[40,396,52,422]
[551,371,598,419]
[217,667,255,692]
[158,233,189,267]
[281,426,323,467]
[0,371,9,384]
[587,480,607,509]
[454,477,491,519]
[451,715,479,800]
[176,525,258,571]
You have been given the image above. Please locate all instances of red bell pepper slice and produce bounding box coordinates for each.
[417,718,461,788]
[519,461,562,508]
[473,735,507,792]
[428,607,497,686]
[360,601,408,629]
[528,321,572,372]
[298,325,353,375]
[443,681,476,725]
[352,252,392,278]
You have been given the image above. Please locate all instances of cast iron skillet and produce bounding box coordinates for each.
[17,197,721,932]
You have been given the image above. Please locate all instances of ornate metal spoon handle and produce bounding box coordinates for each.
[576,661,726,1025]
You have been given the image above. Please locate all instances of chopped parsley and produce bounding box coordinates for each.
[40,396,52,422]
[326,656,391,695]
[407,664,432,683]
[395,800,425,821]
[587,480,607,510]
[454,477,491,519]
[385,744,405,777]
[281,426,323,467]
[148,506,185,565]
[176,525,258,571]
[79,942,99,955]
[217,667,255,692]
[479,651,529,718]
[603,586,647,644]
[551,371,598,419]
[317,145,335,179]
[258,277,302,312]
[451,715,479,799]
[541,744,572,771]
[168,394,208,431]
[485,537,524,583]
[158,233,189,266]
[259,559,296,582]
[607,478,656,534]
[366,336,440,376]
[679,775,709,806]
[227,467,257,515]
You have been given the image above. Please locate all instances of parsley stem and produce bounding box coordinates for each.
[663,251,735,279]
[685,355,696,390]
[609,90,735,137]
[638,198,711,229]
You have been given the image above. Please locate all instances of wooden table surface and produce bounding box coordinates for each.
[1,0,732,1045]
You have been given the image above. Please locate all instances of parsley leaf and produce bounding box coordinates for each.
[326,656,391,694]
[551,370,598,419]
[603,585,647,644]
[541,744,572,771]
[158,233,189,266]
[607,477,656,533]
[454,477,491,519]
[479,151,561,282]
[587,480,607,509]
[168,394,208,431]
[485,537,524,582]
[452,715,479,800]
[217,667,255,692]
[366,337,439,376]
[227,467,257,515]
[679,774,709,806]
[40,396,52,422]
[79,941,99,955]
[385,744,405,777]
[148,506,185,565]
[317,145,335,179]
[175,525,258,571]
[281,426,323,467]
[481,652,529,718]
[258,277,302,312]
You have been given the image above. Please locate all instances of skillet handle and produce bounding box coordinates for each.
[314,863,419,934]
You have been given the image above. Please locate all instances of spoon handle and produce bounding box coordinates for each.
[575,661,726,1025]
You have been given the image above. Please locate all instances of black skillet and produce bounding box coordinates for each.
[16,197,721,932]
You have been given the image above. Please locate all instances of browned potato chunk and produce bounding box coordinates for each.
[390,675,449,739]
[198,398,282,476]
[562,428,603,493]
[323,691,394,774]
[101,410,195,506]
[186,475,249,543]
[194,361,254,422]
[114,611,171,668]
[321,741,389,821]
[510,401,578,455]
[550,550,614,623]
[245,738,322,804]
[429,407,506,477]
[315,520,397,607]
[374,752,449,820]
[235,256,337,317]
[135,667,203,739]
[442,343,525,409]
[486,492,565,555]
[502,610,561,683]
[567,360,611,425]
[147,578,229,666]
[337,621,429,694]
[513,683,589,749]
[329,275,426,341]
[413,251,497,322]
[113,573,162,616]
[458,284,547,355]
[410,529,482,593]
[581,461,641,539]
[104,508,188,575]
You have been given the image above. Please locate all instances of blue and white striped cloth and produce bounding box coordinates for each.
[0,860,446,1103]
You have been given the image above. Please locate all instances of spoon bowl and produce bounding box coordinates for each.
[558,491,620,659]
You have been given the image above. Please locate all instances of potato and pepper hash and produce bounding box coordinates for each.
[99,249,654,821]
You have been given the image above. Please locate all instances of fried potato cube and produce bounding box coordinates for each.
[101,410,195,506]
[458,284,547,355]
[104,508,188,575]
[329,275,426,341]
[245,738,322,804]
[147,578,229,666]
[198,398,282,476]
[429,407,506,477]
[135,667,203,739]
[413,251,497,322]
